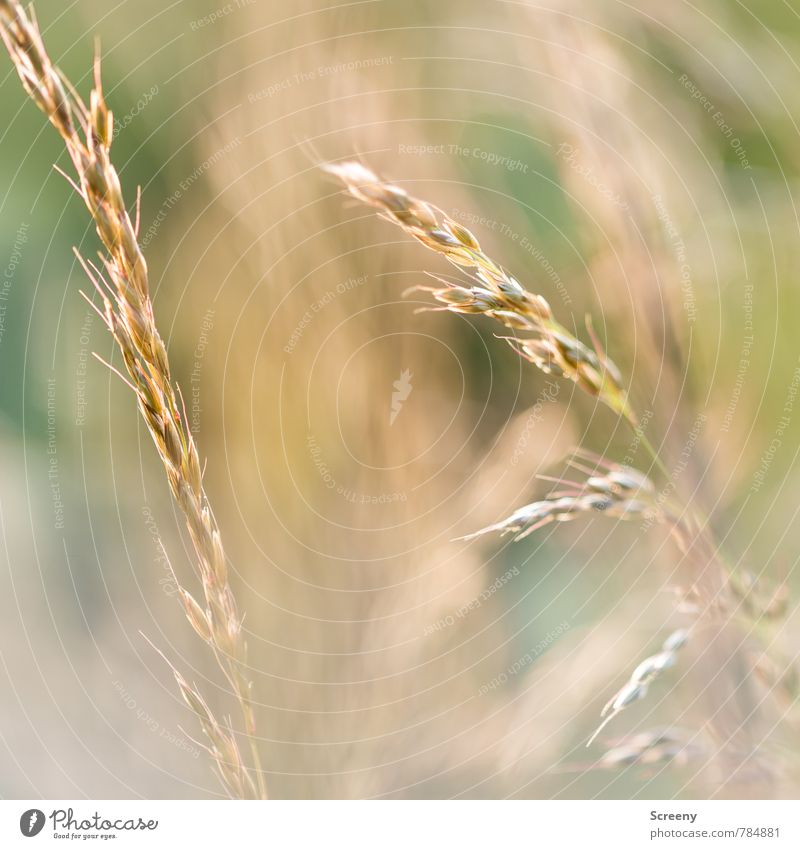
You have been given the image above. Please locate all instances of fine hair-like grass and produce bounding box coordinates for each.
[0,0,266,799]
[323,158,792,772]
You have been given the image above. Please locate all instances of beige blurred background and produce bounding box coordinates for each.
[1,0,799,798]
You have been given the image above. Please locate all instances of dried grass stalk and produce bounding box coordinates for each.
[459,451,663,542]
[323,160,636,425]
[597,727,702,770]
[322,160,735,774]
[0,0,266,798]
[587,629,689,747]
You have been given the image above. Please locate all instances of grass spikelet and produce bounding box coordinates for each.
[598,728,702,770]
[0,0,266,798]
[458,459,661,542]
[587,629,690,747]
[323,160,636,424]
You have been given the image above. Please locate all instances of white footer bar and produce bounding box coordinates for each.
[2,800,797,847]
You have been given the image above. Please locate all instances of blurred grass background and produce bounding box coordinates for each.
[1,0,799,798]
